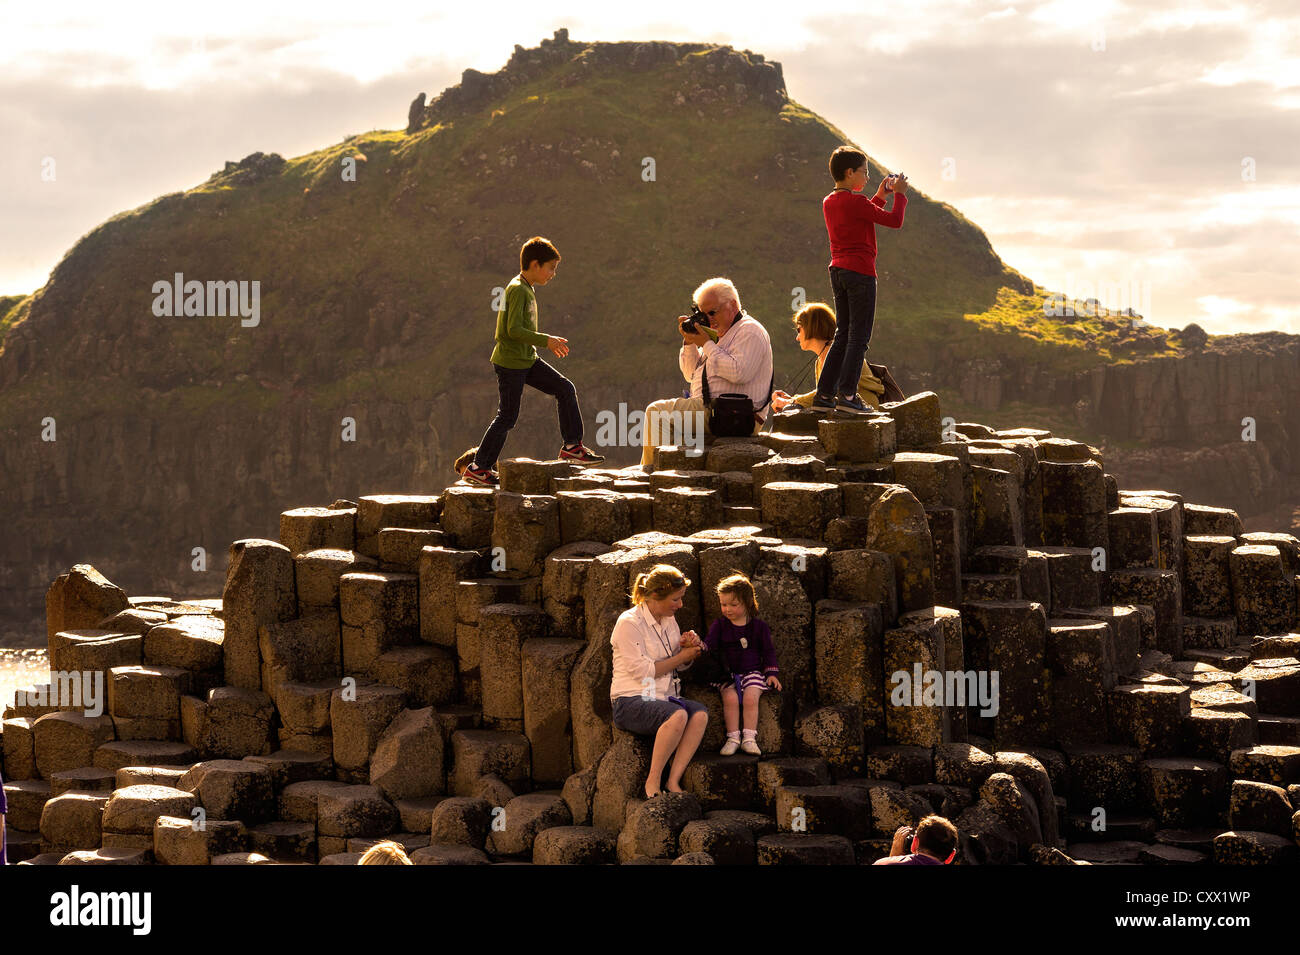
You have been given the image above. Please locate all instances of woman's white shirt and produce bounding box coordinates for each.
[609,602,691,702]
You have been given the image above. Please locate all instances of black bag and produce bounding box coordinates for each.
[867,361,906,404]
[701,346,775,437]
[703,385,762,437]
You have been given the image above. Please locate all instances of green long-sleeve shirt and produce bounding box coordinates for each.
[491,274,550,368]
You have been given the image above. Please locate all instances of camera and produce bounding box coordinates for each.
[681,306,712,335]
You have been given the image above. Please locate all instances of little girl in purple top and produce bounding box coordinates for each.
[701,573,782,755]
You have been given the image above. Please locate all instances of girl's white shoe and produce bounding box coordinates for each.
[720,738,740,756]
[740,738,761,755]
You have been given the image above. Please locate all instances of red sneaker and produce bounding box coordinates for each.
[559,442,606,464]
[461,464,499,487]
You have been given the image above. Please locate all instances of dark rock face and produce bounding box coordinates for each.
[894,336,1300,527]
[215,152,287,186]
[406,93,426,134]
[1177,323,1209,350]
[410,30,787,132]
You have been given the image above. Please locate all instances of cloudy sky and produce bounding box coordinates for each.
[2,0,1296,334]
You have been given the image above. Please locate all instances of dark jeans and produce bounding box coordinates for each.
[475,358,583,470]
[818,267,878,399]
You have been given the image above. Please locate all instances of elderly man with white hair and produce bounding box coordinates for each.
[639,277,774,470]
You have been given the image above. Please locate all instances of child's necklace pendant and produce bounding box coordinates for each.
[739,637,748,649]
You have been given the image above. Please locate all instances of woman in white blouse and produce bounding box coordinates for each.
[609,564,709,799]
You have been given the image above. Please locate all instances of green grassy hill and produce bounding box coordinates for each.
[0,32,1189,432]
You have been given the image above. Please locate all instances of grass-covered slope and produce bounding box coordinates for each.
[0,33,1190,433]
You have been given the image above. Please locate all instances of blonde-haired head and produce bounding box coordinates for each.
[631,564,691,605]
[358,841,414,865]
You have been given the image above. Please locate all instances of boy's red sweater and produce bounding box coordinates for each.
[823,188,908,277]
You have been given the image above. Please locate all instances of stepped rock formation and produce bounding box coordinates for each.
[921,331,1300,532]
[4,395,1299,865]
[2,29,1297,647]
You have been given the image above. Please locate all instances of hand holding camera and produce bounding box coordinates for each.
[891,824,913,856]
[679,306,718,345]
[886,172,909,195]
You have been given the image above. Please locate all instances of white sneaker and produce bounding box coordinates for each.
[740,738,761,755]
[720,738,740,756]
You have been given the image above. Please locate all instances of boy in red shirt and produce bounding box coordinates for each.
[815,146,908,415]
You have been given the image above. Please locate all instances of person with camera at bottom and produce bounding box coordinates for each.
[873,814,959,865]
[357,840,414,865]
[639,277,774,470]
[771,302,887,413]
[813,146,908,416]
[462,236,604,487]
[609,565,709,799]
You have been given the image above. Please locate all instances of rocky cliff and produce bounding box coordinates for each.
[897,331,1300,526]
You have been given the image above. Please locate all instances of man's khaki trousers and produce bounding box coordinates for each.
[639,396,760,468]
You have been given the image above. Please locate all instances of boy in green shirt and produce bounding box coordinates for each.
[463,236,603,486]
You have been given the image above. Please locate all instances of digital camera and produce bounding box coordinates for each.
[681,306,712,335]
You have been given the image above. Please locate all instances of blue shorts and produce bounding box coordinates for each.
[611,695,708,737]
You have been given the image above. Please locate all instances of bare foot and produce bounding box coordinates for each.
[644,784,661,799]
[665,782,685,793]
